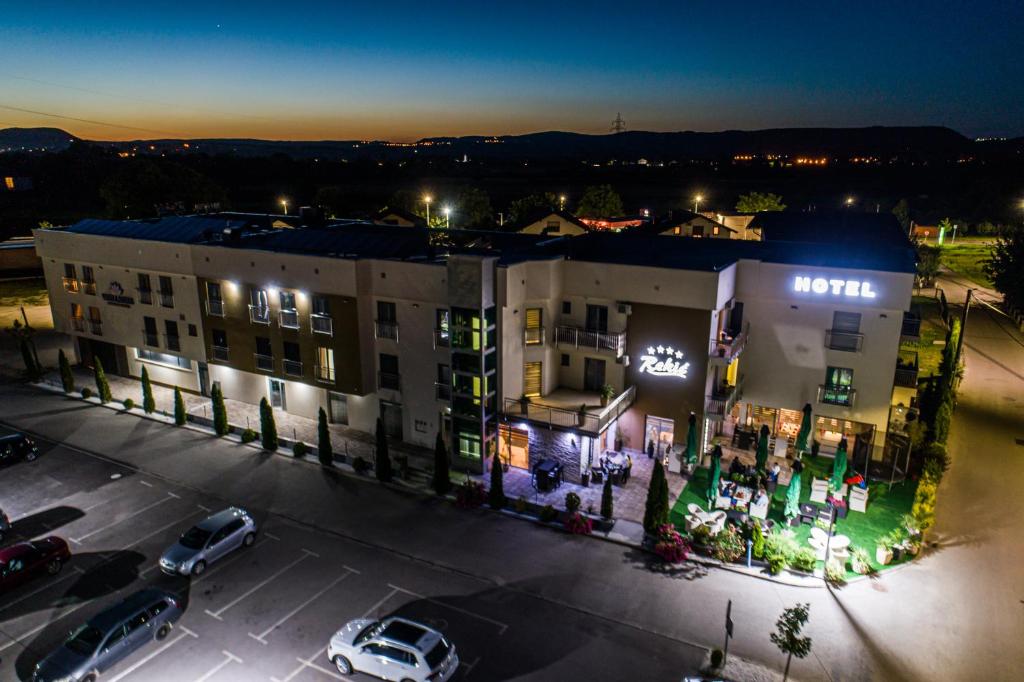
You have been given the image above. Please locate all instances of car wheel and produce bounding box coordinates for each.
[82,675,96,682]
[46,558,62,575]
[191,560,206,576]
[25,451,37,461]
[332,655,353,674]
[242,532,255,547]
[156,623,171,640]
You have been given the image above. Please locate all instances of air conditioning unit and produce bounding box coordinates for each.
[617,303,632,315]
[617,354,630,366]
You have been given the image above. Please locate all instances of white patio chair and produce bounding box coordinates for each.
[749,496,769,520]
[810,477,829,504]
[687,503,704,516]
[849,486,868,513]
[706,511,727,536]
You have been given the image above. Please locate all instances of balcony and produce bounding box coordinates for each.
[254,353,274,372]
[554,325,626,357]
[206,298,224,317]
[315,364,336,383]
[249,304,271,325]
[165,334,181,352]
[62,278,80,293]
[433,328,450,348]
[378,371,401,391]
[138,288,153,305]
[818,384,856,408]
[311,313,333,336]
[901,312,921,343]
[82,281,97,296]
[825,329,864,352]
[212,345,229,362]
[435,382,452,400]
[894,350,919,389]
[709,323,748,364]
[70,317,86,332]
[523,327,545,346]
[705,376,745,420]
[279,309,299,330]
[502,385,636,436]
[141,330,159,348]
[158,292,174,308]
[375,320,399,341]
[88,320,102,336]
[282,359,303,377]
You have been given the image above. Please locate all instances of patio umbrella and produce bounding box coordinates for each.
[784,459,803,520]
[705,445,722,507]
[755,424,770,471]
[685,412,698,466]
[830,438,848,492]
[794,403,812,454]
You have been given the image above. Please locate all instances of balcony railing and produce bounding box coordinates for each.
[165,334,181,352]
[894,350,919,389]
[825,329,864,352]
[315,364,335,383]
[82,281,97,295]
[709,323,749,363]
[141,330,160,348]
[279,309,299,330]
[159,292,174,308]
[524,327,545,346]
[818,384,856,408]
[254,353,274,371]
[206,298,224,317]
[378,371,401,391]
[901,312,921,343]
[282,359,303,377]
[554,325,626,357]
[502,385,636,435]
[88,320,102,336]
[249,304,271,325]
[62,278,80,293]
[433,329,450,348]
[311,313,333,336]
[705,375,745,420]
[138,288,153,305]
[375,320,399,341]
[435,382,452,400]
[71,317,86,332]
[212,345,229,362]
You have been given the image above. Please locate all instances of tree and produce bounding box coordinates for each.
[915,244,941,286]
[6,319,41,381]
[487,452,506,508]
[317,407,333,466]
[374,417,392,482]
[507,192,559,223]
[937,217,955,239]
[93,357,112,403]
[600,476,614,520]
[259,397,278,450]
[211,384,228,436]
[173,386,186,425]
[642,459,669,533]
[985,226,1024,312]
[891,198,910,232]
[453,186,493,228]
[432,432,451,495]
[771,603,813,682]
[735,192,786,213]
[140,366,155,414]
[576,185,623,218]
[58,349,75,393]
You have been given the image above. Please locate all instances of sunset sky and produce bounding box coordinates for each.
[2,1,1022,141]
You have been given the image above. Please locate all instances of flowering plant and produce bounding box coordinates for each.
[564,512,593,535]
[826,495,847,509]
[455,480,486,509]
[653,524,690,563]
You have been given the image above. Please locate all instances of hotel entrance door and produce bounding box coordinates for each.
[498,424,529,470]
[645,415,675,461]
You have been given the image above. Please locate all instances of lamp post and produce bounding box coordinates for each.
[559,195,566,211]
[844,196,854,208]
[423,195,432,225]
[694,194,703,214]
[279,198,289,215]
[443,206,451,229]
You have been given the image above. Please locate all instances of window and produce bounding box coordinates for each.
[138,273,152,305]
[249,288,269,323]
[376,301,398,340]
[377,300,397,322]
[561,353,570,367]
[316,347,335,382]
[822,366,855,406]
[136,348,190,369]
[379,353,400,390]
[164,320,180,351]
[692,225,705,238]
[523,361,542,397]
[158,276,174,308]
[279,291,298,329]
[457,432,482,460]
[143,316,159,347]
[828,311,863,352]
[206,281,223,316]
[585,304,608,332]
[562,300,571,315]
[62,264,79,292]
[283,341,302,376]
[312,295,330,316]
[712,226,721,236]
[88,306,102,335]
[525,308,543,345]
[255,337,273,370]
[328,392,349,425]
[188,324,197,337]
[81,266,96,295]
[435,308,450,347]
[70,302,85,332]
[311,295,332,335]
[126,611,150,633]
[212,329,229,361]
[147,600,170,618]
[832,311,862,333]
[279,291,296,311]
[436,363,451,400]
[104,626,127,649]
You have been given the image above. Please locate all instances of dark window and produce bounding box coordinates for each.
[126,611,150,633]
[437,363,451,384]
[279,290,296,311]
[188,324,197,337]
[64,263,76,279]
[137,348,189,369]
[832,311,862,333]
[283,341,301,362]
[212,329,228,348]
[377,300,397,322]
[312,295,330,316]
[561,353,570,367]
[585,304,608,332]
[143,317,158,334]
[329,392,349,425]
[138,273,152,304]
[562,300,571,315]
[104,626,127,649]
[158,276,173,296]
[81,266,95,283]
[379,353,399,375]
[206,281,222,301]
[255,337,273,356]
[164,320,180,351]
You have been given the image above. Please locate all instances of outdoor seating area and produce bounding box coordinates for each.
[590,451,633,486]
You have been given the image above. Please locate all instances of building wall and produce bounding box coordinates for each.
[517,213,585,237]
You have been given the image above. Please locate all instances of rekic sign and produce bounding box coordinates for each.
[793,276,877,299]
[638,345,690,379]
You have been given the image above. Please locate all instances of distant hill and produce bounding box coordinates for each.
[0,127,79,152]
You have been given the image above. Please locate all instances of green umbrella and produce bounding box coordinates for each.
[755,424,770,471]
[685,412,698,466]
[794,403,812,454]
[784,460,804,520]
[830,438,848,492]
[705,445,722,507]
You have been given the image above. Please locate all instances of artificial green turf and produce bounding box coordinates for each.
[670,456,918,576]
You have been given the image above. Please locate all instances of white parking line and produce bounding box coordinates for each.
[70,493,180,544]
[249,569,356,644]
[139,480,154,488]
[461,656,481,677]
[389,584,509,634]
[193,650,243,682]
[264,531,280,541]
[104,625,198,682]
[205,549,318,620]
[197,504,212,512]
[190,536,276,585]
[0,566,85,615]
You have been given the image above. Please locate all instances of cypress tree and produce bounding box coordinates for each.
[488,452,506,509]
[173,386,186,425]
[643,459,669,533]
[141,366,156,413]
[432,432,451,495]
[59,349,75,393]
[375,417,392,482]
[600,475,614,520]
[94,357,112,403]
[259,397,278,450]
[317,407,333,466]
[211,384,228,436]
[20,339,40,380]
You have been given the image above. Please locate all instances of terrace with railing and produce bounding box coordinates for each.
[502,385,636,435]
[554,325,626,357]
[709,323,749,363]
[894,350,919,388]
[705,375,744,419]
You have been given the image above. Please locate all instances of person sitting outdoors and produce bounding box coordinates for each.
[753,487,769,506]
[728,457,745,477]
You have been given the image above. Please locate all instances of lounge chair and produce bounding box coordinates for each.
[849,486,868,513]
[749,496,769,520]
[810,477,829,504]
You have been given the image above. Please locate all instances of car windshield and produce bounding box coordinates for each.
[424,638,450,669]
[179,526,212,550]
[354,621,383,645]
[64,625,103,655]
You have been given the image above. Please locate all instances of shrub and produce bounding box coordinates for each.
[173,387,186,425]
[539,504,558,523]
[456,480,486,509]
[642,459,669,533]
[93,358,112,403]
[653,524,689,563]
[564,512,593,535]
[825,560,847,586]
[564,491,581,513]
[374,418,392,482]
[768,552,788,575]
[922,458,946,484]
[710,649,724,669]
[751,521,766,559]
[488,452,505,509]
[317,407,332,466]
[141,366,155,414]
[80,387,92,399]
[922,442,949,472]
[791,547,817,572]
[432,433,451,496]
[211,384,228,436]
[352,456,370,475]
[293,441,309,458]
[513,496,528,514]
[933,400,952,444]
[690,524,712,547]
[59,349,75,393]
[764,529,800,560]
[240,428,258,444]
[600,476,613,520]
[122,398,135,410]
[259,397,278,451]
[710,525,745,563]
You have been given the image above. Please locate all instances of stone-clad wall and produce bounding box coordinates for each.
[526,427,584,484]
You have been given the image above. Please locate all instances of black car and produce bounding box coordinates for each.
[0,433,40,465]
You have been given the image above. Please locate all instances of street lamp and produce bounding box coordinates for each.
[279,198,289,215]
[559,195,566,211]
[694,194,704,214]
[443,206,451,229]
[844,196,855,208]
[423,195,432,225]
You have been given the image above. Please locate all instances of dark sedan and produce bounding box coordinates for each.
[0,432,40,465]
[0,537,71,592]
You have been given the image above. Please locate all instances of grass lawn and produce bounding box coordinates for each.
[0,278,51,329]
[939,241,994,288]
[671,456,918,577]
[906,295,945,378]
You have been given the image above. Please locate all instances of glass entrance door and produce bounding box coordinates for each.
[645,415,675,460]
[268,378,286,410]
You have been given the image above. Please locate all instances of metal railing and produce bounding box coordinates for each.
[82,281,97,295]
[709,323,748,362]
[705,375,745,419]
[502,385,636,435]
[212,345,229,362]
[894,350,919,388]
[165,334,181,352]
[315,364,335,383]
[138,288,153,305]
[141,330,159,348]
[435,382,451,400]
[554,325,626,357]
[818,384,856,407]
[311,314,333,336]
[88,320,102,336]
[524,326,545,346]
[62,277,80,293]
[901,312,921,342]
[433,329,450,348]
[206,298,224,317]
[378,371,401,391]
[254,353,274,371]
[158,292,174,308]
[282,359,303,377]
[824,329,864,352]
[70,317,86,332]
[279,309,299,329]
[375,320,399,341]
[249,304,270,324]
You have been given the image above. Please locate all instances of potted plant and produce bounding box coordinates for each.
[578,403,588,426]
[889,528,907,561]
[875,533,894,565]
[565,491,581,513]
[850,546,873,574]
[519,394,531,414]
[826,495,847,519]
[599,383,616,407]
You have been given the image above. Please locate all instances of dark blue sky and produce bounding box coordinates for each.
[2,1,1022,140]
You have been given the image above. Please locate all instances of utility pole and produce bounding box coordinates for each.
[723,599,734,666]
[610,112,626,134]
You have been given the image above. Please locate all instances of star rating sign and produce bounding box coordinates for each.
[656,345,665,354]
[665,346,674,355]
[675,350,684,359]
[647,346,655,355]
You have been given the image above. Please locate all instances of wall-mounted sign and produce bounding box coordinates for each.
[793,276,876,299]
[102,281,135,307]
[638,345,690,379]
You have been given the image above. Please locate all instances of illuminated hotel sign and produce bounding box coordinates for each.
[638,345,690,379]
[794,276,877,299]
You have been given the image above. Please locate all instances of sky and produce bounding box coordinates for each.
[1,1,1022,141]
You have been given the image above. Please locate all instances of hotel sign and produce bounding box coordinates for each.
[793,276,877,299]
[638,345,690,379]
[102,281,134,307]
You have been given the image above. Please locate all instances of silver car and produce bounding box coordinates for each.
[159,507,256,576]
[327,616,459,682]
[32,588,182,682]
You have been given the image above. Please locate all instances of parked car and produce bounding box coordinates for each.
[32,588,183,682]
[0,537,71,592]
[0,432,40,465]
[0,508,11,543]
[327,616,459,682]
[159,507,256,576]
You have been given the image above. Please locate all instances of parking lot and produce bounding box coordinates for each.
[0,432,703,681]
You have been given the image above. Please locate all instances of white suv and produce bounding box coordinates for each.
[327,616,459,682]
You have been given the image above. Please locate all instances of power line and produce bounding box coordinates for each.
[0,103,183,137]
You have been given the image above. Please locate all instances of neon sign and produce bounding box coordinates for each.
[638,345,690,379]
[794,276,876,299]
